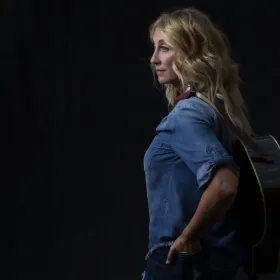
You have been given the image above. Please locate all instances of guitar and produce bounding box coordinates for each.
[195,93,280,276]
[233,135,280,276]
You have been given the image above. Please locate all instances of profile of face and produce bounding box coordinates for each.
[150,28,179,87]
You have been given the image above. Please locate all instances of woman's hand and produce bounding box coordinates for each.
[166,234,201,264]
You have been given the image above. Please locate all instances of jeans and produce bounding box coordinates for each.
[142,247,237,280]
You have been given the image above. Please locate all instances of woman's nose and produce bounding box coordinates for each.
[150,51,159,64]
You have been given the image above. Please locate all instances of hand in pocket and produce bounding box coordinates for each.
[180,239,202,254]
[166,234,202,264]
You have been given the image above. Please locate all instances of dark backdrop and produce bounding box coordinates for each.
[4,1,280,280]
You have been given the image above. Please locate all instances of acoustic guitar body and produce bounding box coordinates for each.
[233,135,280,275]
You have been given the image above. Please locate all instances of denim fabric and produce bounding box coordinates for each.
[142,246,237,280]
[143,97,242,273]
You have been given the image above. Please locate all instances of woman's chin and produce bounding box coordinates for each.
[157,77,169,85]
[157,76,178,86]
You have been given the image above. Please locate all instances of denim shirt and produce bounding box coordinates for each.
[143,97,242,272]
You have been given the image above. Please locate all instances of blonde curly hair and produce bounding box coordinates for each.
[149,7,253,136]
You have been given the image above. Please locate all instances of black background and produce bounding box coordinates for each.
[5,1,280,279]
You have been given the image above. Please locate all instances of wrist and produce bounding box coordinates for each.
[182,227,195,241]
[181,230,202,253]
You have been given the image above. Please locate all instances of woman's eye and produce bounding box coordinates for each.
[160,46,169,51]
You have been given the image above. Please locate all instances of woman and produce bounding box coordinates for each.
[143,7,253,280]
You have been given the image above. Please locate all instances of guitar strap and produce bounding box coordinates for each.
[195,92,273,163]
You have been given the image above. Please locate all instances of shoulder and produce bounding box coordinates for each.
[172,97,217,126]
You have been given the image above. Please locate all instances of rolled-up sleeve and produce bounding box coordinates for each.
[171,101,239,189]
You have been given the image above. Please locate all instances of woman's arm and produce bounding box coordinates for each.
[182,167,238,241]
[166,99,240,264]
